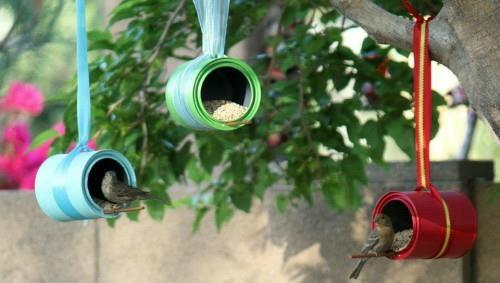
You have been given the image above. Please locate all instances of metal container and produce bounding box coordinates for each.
[372,188,477,259]
[35,149,136,221]
[165,56,261,130]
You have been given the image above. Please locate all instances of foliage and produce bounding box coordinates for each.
[47,0,445,229]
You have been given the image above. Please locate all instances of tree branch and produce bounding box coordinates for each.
[330,1,413,49]
[330,0,455,65]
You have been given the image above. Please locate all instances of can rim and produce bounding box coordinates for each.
[192,57,261,130]
[372,191,419,260]
[83,149,137,218]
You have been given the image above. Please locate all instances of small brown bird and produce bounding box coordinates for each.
[101,171,156,204]
[349,213,395,280]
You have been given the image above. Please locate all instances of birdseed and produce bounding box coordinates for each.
[203,100,248,122]
[392,229,413,252]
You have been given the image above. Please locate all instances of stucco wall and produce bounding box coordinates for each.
[0,161,496,283]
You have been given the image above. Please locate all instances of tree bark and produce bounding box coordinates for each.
[331,0,500,139]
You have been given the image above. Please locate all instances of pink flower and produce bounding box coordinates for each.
[19,171,37,191]
[87,139,97,150]
[0,120,98,190]
[2,122,31,153]
[0,81,44,115]
[52,122,65,136]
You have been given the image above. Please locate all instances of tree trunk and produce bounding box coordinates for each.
[331,0,500,140]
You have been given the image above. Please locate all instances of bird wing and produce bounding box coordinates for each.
[361,229,380,254]
[114,183,150,202]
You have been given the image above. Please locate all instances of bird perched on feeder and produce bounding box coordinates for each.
[349,213,395,280]
[101,171,159,205]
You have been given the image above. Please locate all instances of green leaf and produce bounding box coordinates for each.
[361,120,386,163]
[321,183,337,210]
[341,154,367,183]
[172,141,192,177]
[294,174,313,205]
[126,210,140,222]
[229,152,246,180]
[30,129,59,150]
[230,185,253,213]
[88,30,113,50]
[192,207,209,233]
[215,202,234,231]
[186,159,209,184]
[254,167,277,200]
[146,200,165,222]
[275,195,289,213]
[199,140,224,173]
[386,119,415,159]
[106,217,118,227]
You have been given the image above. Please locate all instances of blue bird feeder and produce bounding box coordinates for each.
[35,150,136,221]
[34,0,137,221]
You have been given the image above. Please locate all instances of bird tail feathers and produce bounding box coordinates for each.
[130,188,168,203]
[349,259,367,280]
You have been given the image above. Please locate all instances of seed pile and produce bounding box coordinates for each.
[203,100,248,122]
[392,229,413,252]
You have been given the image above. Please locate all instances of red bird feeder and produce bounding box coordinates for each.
[369,0,477,260]
[372,186,477,259]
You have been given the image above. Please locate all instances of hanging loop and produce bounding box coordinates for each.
[402,0,434,192]
[193,0,230,57]
[402,0,436,22]
[76,0,91,147]
[403,1,451,258]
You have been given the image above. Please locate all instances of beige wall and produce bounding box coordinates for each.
[0,161,496,283]
[0,181,497,283]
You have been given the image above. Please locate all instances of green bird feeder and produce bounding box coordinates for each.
[165,0,261,131]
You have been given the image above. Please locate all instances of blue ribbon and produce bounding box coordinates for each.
[52,0,92,219]
[76,0,91,145]
[193,0,230,58]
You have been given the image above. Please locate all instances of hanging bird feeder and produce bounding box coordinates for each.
[372,187,477,259]
[370,0,477,259]
[34,0,137,221]
[165,0,261,131]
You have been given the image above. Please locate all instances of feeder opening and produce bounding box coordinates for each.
[87,158,127,205]
[201,67,251,121]
[381,200,414,252]
[381,200,412,232]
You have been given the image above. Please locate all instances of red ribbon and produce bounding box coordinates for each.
[403,0,434,191]
[403,1,452,259]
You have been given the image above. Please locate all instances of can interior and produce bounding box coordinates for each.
[200,66,251,108]
[381,200,413,233]
[87,158,127,207]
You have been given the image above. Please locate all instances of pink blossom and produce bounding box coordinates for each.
[2,122,31,153]
[0,120,98,190]
[19,171,37,191]
[52,122,65,135]
[0,81,44,115]
[87,139,97,150]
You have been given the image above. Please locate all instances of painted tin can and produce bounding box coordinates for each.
[372,190,477,259]
[165,56,261,131]
[35,149,136,221]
